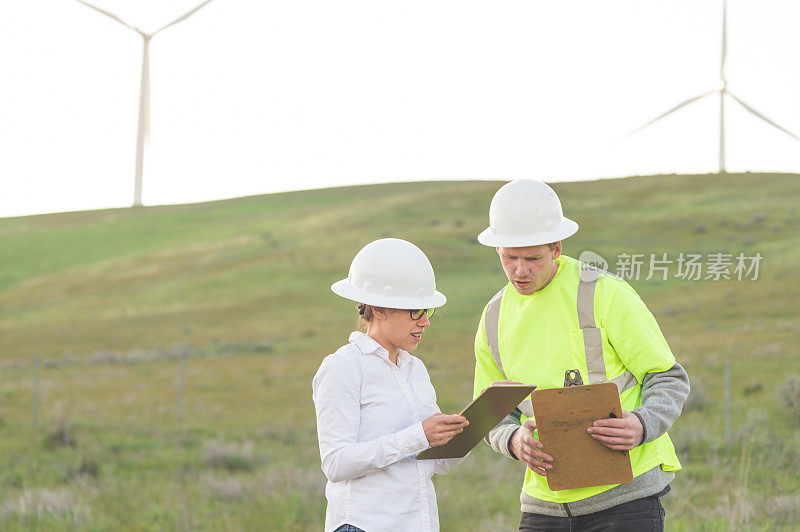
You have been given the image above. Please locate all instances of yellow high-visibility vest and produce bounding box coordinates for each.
[473,255,681,503]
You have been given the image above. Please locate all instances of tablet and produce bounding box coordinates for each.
[416,384,536,460]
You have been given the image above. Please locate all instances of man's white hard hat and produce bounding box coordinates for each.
[477,179,579,247]
[332,238,447,309]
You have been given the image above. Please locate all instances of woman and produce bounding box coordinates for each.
[312,238,469,532]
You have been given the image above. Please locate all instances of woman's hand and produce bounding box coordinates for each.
[422,413,469,447]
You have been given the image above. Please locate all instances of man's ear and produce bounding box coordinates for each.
[552,241,562,260]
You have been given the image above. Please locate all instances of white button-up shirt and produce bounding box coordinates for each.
[312,332,463,532]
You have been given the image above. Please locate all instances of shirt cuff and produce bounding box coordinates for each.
[396,421,430,457]
[507,432,518,460]
[632,410,648,445]
[493,423,521,461]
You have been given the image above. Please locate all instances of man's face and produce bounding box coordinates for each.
[497,243,562,296]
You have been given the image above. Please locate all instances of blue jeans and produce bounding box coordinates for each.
[333,526,365,532]
[519,496,665,531]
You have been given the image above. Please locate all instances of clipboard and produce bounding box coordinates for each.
[416,384,536,460]
[531,382,633,491]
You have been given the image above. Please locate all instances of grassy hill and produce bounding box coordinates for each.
[1,174,799,529]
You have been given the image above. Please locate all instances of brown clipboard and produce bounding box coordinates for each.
[416,384,536,460]
[531,382,633,491]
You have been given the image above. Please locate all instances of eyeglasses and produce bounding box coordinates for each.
[409,308,435,320]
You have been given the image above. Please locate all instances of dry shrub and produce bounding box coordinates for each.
[713,444,755,530]
[202,440,255,472]
[71,455,100,479]
[0,489,88,525]
[671,425,713,457]
[742,381,763,396]
[777,376,800,421]
[682,386,710,413]
[205,476,251,501]
[262,463,322,495]
[44,413,75,450]
[765,495,800,526]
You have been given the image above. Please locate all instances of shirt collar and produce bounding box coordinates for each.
[348,331,408,364]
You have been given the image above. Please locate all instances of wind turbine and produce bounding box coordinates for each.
[74,0,216,207]
[624,0,800,174]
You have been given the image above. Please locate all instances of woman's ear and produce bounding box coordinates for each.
[372,306,388,320]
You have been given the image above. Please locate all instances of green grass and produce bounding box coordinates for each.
[1,173,799,530]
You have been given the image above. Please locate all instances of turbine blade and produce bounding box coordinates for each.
[152,0,216,36]
[73,0,137,32]
[728,92,800,142]
[720,0,727,78]
[620,90,715,141]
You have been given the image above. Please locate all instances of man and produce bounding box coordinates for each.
[473,179,690,531]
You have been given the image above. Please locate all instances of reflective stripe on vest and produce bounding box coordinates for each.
[484,287,505,375]
[484,286,535,416]
[483,268,639,405]
[577,267,639,393]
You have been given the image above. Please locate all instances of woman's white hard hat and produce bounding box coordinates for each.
[332,238,447,309]
[477,179,579,247]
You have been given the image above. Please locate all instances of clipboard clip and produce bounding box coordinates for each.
[563,369,584,387]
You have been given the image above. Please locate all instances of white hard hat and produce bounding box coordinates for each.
[331,238,447,309]
[477,179,579,247]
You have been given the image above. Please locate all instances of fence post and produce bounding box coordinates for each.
[724,359,731,447]
[177,349,186,425]
[33,355,40,427]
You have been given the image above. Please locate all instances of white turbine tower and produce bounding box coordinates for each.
[75,0,216,207]
[624,0,800,174]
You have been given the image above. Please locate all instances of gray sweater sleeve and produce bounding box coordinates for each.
[484,408,522,460]
[632,362,690,444]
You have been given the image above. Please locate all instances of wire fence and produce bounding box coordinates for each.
[3,342,284,434]
[13,351,739,447]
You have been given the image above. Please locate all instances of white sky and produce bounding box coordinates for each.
[1,0,799,218]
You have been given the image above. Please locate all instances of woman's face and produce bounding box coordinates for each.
[375,308,432,354]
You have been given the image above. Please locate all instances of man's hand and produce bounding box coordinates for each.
[510,419,553,476]
[586,409,643,451]
[422,413,469,447]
